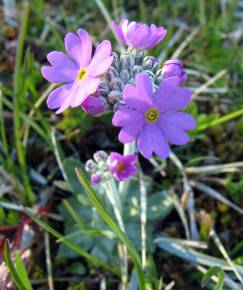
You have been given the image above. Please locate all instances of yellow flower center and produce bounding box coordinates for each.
[145,108,159,123]
[116,162,126,173]
[77,68,87,81]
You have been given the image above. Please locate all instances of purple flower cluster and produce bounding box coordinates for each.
[42,19,196,163]
[85,150,138,183]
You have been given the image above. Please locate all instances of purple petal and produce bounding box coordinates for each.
[41,66,76,83]
[77,29,92,67]
[112,108,144,127]
[135,73,154,102]
[118,121,143,143]
[159,88,191,112]
[160,112,196,130]
[88,40,112,71]
[123,74,153,111]
[137,125,153,159]
[70,78,101,107]
[124,154,138,164]
[47,83,73,109]
[112,20,126,44]
[65,31,92,67]
[88,55,113,77]
[151,124,170,159]
[159,121,190,145]
[148,25,167,48]
[47,51,79,71]
[55,82,80,114]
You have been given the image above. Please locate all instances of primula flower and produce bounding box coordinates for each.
[108,152,138,181]
[112,19,167,49]
[41,29,113,114]
[162,59,187,83]
[112,73,196,160]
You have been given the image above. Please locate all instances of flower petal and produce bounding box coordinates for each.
[88,40,112,71]
[155,77,191,112]
[55,82,80,114]
[41,66,75,83]
[112,20,127,44]
[112,108,144,127]
[47,83,73,109]
[70,78,101,107]
[160,112,196,130]
[135,73,154,102]
[77,29,92,67]
[159,120,190,145]
[151,124,170,159]
[47,51,79,71]
[137,125,153,159]
[65,31,92,67]
[88,55,113,77]
[123,73,154,111]
[118,121,143,143]
[124,154,138,164]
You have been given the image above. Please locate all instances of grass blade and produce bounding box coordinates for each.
[4,240,28,290]
[15,250,33,290]
[75,167,146,290]
[201,266,224,290]
[13,1,35,203]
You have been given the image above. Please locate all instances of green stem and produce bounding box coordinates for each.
[196,108,243,133]
[13,1,35,204]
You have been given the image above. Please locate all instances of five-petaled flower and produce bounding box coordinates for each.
[108,152,138,181]
[112,19,167,49]
[41,29,113,114]
[112,73,196,160]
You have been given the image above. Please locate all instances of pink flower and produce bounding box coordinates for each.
[41,29,113,114]
[108,152,138,181]
[112,19,167,49]
[162,59,187,83]
[112,73,196,160]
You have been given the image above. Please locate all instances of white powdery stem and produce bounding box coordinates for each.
[139,171,147,269]
[105,180,128,290]
[119,142,136,201]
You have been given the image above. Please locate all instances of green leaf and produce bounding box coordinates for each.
[4,240,28,290]
[15,251,33,290]
[24,209,118,276]
[75,167,146,290]
[201,266,224,290]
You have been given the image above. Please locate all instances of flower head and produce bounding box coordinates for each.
[162,59,187,83]
[112,73,196,160]
[41,29,113,114]
[112,19,167,49]
[108,152,138,181]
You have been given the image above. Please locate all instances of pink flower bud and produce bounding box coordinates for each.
[162,59,187,83]
[81,96,105,116]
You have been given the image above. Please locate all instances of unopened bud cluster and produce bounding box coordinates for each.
[85,150,110,185]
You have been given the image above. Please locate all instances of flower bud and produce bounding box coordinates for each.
[85,159,97,173]
[91,173,102,185]
[93,150,108,163]
[81,96,105,116]
[161,59,187,83]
